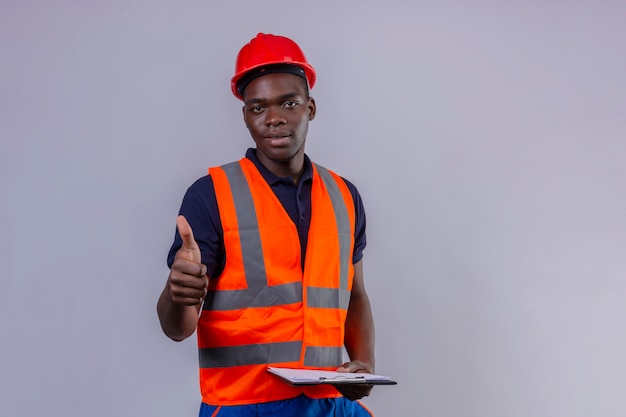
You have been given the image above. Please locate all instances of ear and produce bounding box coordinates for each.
[308,97,316,121]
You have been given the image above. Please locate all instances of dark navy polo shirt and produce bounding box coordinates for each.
[167,148,367,278]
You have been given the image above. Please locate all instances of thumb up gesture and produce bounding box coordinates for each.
[167,215,209,306]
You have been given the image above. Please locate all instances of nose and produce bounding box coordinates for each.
[265,106,286,126]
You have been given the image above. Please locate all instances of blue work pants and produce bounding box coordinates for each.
[199,395,374,417]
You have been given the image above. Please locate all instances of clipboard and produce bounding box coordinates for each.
[267,366,397,386]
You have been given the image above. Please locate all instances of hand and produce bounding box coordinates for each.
[167,215,209,306]
[334,360,375,401]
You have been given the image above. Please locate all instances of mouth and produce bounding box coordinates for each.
[264,132,291,139]
[263,132,291,146]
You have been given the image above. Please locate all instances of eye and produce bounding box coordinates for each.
[249,105,264,114]
[283,101,298,109]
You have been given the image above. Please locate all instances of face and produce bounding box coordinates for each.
[242,72,316,176]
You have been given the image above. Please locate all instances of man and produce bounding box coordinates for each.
[157,33,376,416]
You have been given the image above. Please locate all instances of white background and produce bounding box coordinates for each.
[1,1,625,416]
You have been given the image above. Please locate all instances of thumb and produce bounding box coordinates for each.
[176,215,201,263]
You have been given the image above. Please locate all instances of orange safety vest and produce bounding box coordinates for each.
[197,158,356,406]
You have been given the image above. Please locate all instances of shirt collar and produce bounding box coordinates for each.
[245,148,313,185]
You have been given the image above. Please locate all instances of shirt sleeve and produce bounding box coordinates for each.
[166,175,225,278]
[341,177,367,264]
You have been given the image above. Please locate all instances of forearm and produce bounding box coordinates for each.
[336,279,376,400]
[344,291,376,369]
[157,285,200,342]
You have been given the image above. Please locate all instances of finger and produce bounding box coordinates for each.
[171,295,204,306]
[170,284,207,301]
[177,215,197,250]
[334,383,372,401]
[176,215,202,263]
[168,269,209,306]
[169,268,209,290]
[171,256,207,278]
[337,362,360,373]
[337,360,373,374]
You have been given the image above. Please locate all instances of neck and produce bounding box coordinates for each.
[256,151,306,184]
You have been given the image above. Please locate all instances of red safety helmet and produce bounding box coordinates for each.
[231,33,316,100]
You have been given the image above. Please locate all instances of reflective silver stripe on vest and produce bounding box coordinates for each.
[199,341,302,368]
[307,287,351,310]
[309,164,352,311]
[203,162,302,311]
[304,346,343,367]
